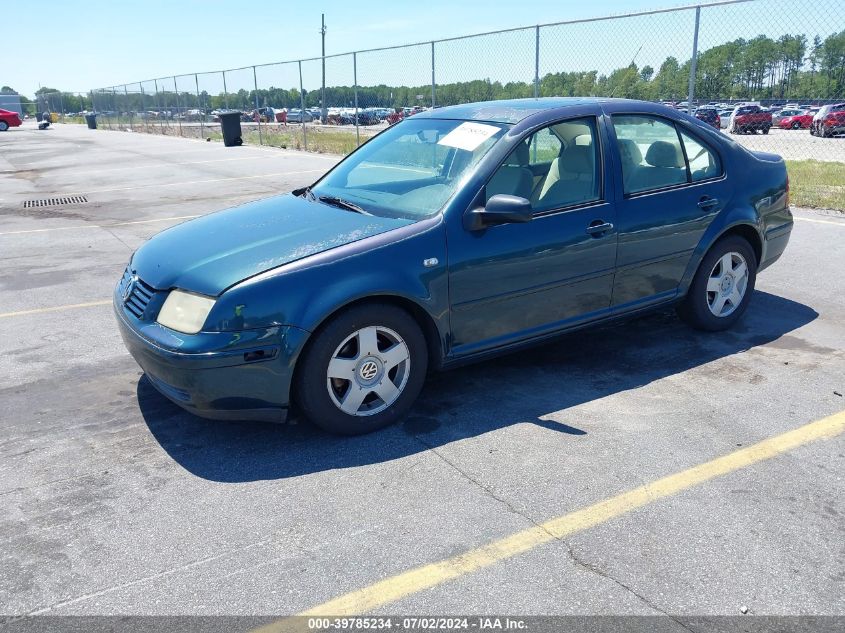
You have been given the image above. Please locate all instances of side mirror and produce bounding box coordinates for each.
[465,194,533,231]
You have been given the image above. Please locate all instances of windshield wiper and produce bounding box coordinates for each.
[318,195,371,215]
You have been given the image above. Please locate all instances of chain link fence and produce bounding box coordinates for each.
[55,0,842,204]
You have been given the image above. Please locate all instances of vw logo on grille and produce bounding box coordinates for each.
[123,275,137,304]
[359,360,379,381]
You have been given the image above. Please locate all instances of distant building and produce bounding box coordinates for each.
[0,94,22,114]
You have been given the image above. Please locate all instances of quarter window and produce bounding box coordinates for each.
[680,130,721,182]
[613,115,687,195]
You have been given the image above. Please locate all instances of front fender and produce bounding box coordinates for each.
[204,215,450,353]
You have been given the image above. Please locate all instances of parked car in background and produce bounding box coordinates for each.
[114,98,792,435]
[718,110,733,129]
[811,103,845,137]
[729,104,772,134]
[778,110,815,130]
[771,108,804,126]
[387,109,404,125]
[694,106,720,129]
[0,109,23,131]
[355,110,380,126]
[287,109,314,123]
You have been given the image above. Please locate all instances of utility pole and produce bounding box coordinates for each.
[321,14,327,124]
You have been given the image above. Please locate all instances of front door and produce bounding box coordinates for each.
[447,114,619,357]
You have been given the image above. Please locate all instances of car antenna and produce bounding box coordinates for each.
[607,44,643,99]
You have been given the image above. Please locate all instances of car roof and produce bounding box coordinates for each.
[414,97,666,124]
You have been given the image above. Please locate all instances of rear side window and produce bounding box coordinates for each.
[612,115,687,195]
[680,130,721,182]
[612,115,722,195]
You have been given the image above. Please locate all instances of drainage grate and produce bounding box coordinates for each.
[23,195,88,209]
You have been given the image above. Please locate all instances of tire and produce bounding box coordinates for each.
[792,121,801,130]
[295,303,428,435]
[761,126,770,135]
[677,235,757,332]
[0,121,8,131]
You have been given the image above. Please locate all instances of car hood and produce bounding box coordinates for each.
[131,194,414,296]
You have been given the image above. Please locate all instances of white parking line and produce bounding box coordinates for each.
[0,215,202,237]
[0,300,112,319]
[794,216,845,227]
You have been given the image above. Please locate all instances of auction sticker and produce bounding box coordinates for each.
[437,122,500,151]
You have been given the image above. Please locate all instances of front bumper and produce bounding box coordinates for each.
[114,289,309,422]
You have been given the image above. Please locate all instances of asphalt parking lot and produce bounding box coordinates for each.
[1,123,844,624]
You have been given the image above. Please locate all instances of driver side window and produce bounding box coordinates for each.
[485,117,601,213]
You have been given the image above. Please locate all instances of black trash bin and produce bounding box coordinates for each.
[85,114,97,130]
[219,111,243,147]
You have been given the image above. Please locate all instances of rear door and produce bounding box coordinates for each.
[604,108,732,311]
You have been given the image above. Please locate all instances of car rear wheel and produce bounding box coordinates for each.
[677,236,757,332]
[762,126,770,134]
[0,121,8,132]
[295,303,428,435]
[791,121,801,130]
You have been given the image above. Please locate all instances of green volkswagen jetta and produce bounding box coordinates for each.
[115,98,792,435]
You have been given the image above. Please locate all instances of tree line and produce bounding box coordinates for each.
[9,29,845,114]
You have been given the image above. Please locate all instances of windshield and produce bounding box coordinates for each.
[310,118,508,219]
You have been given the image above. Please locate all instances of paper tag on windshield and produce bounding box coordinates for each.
[437,122,500,152]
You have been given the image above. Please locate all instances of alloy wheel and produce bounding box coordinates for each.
[325,325,411,416]
[706,252,749,317]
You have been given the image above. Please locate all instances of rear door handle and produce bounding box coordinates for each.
[586,220,614,236]
[698,197,720,210]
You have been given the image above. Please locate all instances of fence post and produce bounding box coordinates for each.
[222,70,229,110]
[112,86,118,129]
[298,61,307,151]
[173,76,182,137]
[139,83,146,133]
[353,53,360,146]
[431,42,436,108]
[195,74,205,139]
[125,85,134,132]
[252,66,263,145]
[59,92,65,123]
[154,79,163,134]
[687,6,701,111]
[534,25,540,98]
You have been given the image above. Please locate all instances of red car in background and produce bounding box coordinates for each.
[0,109,23,131]
[779,111,815,130]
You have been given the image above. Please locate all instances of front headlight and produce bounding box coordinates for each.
[156,290,216,334]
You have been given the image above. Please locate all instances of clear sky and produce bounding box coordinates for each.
[5,0,819,98]
[6,0,693,95]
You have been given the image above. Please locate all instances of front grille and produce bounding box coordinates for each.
[120,268,156,319]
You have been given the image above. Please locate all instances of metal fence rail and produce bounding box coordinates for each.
[33,0,845,184]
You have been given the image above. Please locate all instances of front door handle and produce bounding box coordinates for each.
[586,220,614,237]
[698,197,720,210]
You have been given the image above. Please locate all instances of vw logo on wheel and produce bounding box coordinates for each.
[359,360,379,382]
[122,275,137,304]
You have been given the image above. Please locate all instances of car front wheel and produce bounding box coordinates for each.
[295,303,428,435]
[0,121,8,131]
[677,236,757,332]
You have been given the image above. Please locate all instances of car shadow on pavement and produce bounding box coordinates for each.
[139,290,817,482]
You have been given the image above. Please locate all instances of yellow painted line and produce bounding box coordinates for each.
[83,169,325,194]
[0,300,112,319]
[794,216,845,227]
[0,215,201,236]
[254,410,845,628]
